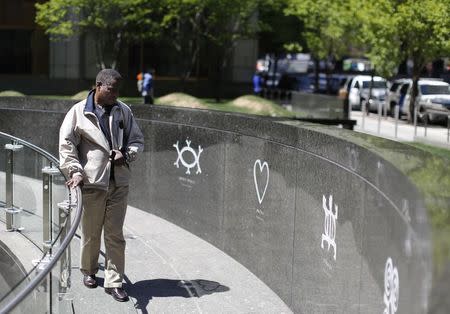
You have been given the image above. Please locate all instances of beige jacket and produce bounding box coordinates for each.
[59,94,144,189]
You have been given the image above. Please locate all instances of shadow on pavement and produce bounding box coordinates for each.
[124,278,230,313]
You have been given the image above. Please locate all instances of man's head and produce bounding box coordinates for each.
[95,69,122,105]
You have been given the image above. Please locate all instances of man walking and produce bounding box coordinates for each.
[59,69,144,302]
[142,69,154,104]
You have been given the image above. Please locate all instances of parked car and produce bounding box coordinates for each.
[347,75,388,112]
[277,73,313,93]
[309,73,349,94]
[401,79,450,122]
[387,78,410,116]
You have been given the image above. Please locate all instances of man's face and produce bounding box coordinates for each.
[96,79,120,105]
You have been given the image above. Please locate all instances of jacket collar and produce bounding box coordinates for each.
[84,89,119,114]
[84,89,96,113]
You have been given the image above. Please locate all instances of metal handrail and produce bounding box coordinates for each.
[0,132,83,314]
[0,131,59,165]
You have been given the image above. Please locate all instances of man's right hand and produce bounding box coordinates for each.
[66,174,83,188]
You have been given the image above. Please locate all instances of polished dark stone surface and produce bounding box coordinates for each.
[1,98,446,313]
[223,136,297,304]
[291,91,344,119]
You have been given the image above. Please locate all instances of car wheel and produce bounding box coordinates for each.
[360,98,369,115]
[390,102,397,117]
[417,106,427,123]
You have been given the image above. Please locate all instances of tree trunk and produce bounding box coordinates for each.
[368,68,375,113]
[314,58,319,93]
[325,58,332,94]
[214,54,224,103]
[409,59,423,123]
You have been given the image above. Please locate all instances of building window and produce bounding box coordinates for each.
[0,30,32,74]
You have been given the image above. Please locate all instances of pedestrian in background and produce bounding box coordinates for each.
[142,69,154,104]
[253,71,263,96]
[59,69,144,302]
[136,71,143,94]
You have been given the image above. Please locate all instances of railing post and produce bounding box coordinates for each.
[41,165,60,314]
[447,115,450,144]
[361,100,366,130]
[4,143,24,231]
[42,165,60,251]
[394,105,399,139]
[377,102,382,134]
[414,106,418,137]
[424,113,428,137]
[57,198,76,292]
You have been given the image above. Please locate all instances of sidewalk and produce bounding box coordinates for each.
[69,206,292,314]
[350,111,450,149]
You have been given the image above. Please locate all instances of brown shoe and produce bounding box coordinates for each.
[83,274,97,289]
[105,287,129,302]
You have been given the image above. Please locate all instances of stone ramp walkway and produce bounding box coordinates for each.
[69,206,291,314]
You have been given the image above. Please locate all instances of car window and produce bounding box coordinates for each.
[420,84,450,95]
[400,83,410,94]
[354,81,360,89]
[362,80,387,88]
[390,82,399,92]
[346,78,353,91]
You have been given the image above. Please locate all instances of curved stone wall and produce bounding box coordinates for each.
[0,98,438,313]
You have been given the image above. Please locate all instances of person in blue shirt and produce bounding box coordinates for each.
[142,69,154,104]
[253,72,263,96]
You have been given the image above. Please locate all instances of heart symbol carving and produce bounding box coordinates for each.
[253,159,270,204]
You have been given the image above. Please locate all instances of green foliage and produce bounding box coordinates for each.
[35,0,164,69]
[285,0,356,60]
[258,0,305,55]
[283,42,303,53]
[396,0,450,68]
[357,0,450,121]
[355,0,400,77]
[357,0,450,78]
[36,0,162,40]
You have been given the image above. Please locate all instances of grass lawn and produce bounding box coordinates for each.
[406,142,450,161]
[126,93,297,118]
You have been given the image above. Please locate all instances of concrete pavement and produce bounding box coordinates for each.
[350,111,450,148]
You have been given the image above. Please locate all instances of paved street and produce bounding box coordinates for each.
[350,110,450,148]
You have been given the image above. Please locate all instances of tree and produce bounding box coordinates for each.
[358,0,450,122]
[257,0,305,56]
[35,0,164,70]
[160,0,206,84]
[285,0,357,93]
[200,0,261,101]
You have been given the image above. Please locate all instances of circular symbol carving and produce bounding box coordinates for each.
[384,257,399,314]
[173,140,203,175]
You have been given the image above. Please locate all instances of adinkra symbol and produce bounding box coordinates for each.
[173,140,203,175]
[321,195,338,261]
[253,159,269,204]
[384,257,399,314]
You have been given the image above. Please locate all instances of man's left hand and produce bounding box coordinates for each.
[112,150,126,166]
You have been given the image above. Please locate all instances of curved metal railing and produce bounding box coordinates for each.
[0,131,82,313]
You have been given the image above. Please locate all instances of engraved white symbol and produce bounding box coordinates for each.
[173,140,203,175]
[321,195,338,260]
[253,159,269,204]
[384,257,399,314]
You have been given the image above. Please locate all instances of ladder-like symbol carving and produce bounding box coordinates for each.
[321,195,338,260]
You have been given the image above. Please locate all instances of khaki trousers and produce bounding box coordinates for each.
[80,180,129,288]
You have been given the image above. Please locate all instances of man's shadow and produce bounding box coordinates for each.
[123,278,230,313]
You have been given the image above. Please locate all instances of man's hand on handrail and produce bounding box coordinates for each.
[66,174,83,188]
